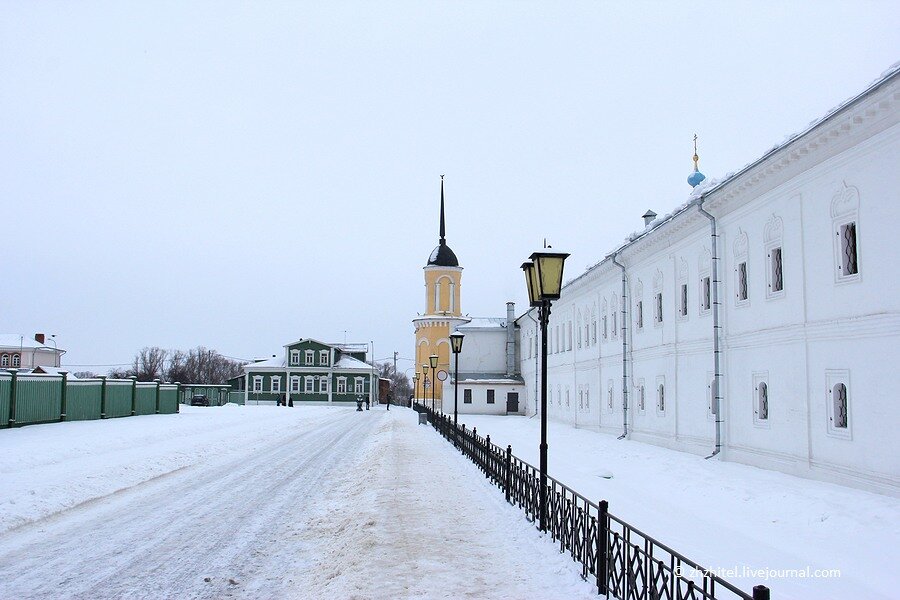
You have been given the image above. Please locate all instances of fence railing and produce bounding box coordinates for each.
[412,402,771,600]
[1,371,181,429]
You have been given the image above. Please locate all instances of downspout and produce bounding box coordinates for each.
[698,199,723,459]
[611,253,628,439]
[526,309,540,418]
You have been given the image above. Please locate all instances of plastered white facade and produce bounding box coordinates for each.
[516,68,900,495]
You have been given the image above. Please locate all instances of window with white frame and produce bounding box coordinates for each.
[463,389,472,404]
[305,350,314,365]
[252,376,263,392]
[319,377,328,393]
[764,214,785,299]
[826,370,851,438]
[756,382,769,421]
[290,350,300,366]
[11,354,20,368]
[0,354,8,367]
[832,184,860,284]
[736,262,749,304]
[337,377,347,393]
[679,283,688,318]
[700,276,711,314]
[290,376,300,392]
[319,350,329,365]
[354,378,364,394]
[656,377,666,414]
[304,377,315,393]
[270,376,281,393]
[655,292,663,324]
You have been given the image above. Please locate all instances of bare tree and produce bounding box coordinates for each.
[72,371,97,379]
[132,347,168,381]
[377,362,411,401]
[165,347,243,384]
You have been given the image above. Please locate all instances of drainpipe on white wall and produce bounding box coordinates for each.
[611,253,629,439]
[526,309,540,417]
[698,199,723,459]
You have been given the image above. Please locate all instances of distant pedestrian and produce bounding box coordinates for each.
[281,394,287,407]
[288,397,294,407]
[386,394,392,411]
[365,397,370,410]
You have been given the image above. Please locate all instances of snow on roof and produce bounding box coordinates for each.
[0,335,64,351]
[562,62,900,293]
[458,317,507,330]
[30,366,79,378]
[246,356,285,369]
[334,355,372,370]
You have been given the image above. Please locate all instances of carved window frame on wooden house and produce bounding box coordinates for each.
[290,349,301,366]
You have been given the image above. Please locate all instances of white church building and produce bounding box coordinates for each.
[509,65,899,496]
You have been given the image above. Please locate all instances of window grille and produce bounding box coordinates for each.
[603,315,608,339]
[463,389,472,404]
[607,386,613,409]
[770,247,783,292]
[565,389,570,407]
[638,385,645,411]
[841,223,858,275]
[680,284,688,317]
[657,384,665,412]
[737,262,748,301]
[585,388,590,409]
[832,383,848,428]
[656,293,663,323]
[757,382,768,420]
[578,389,583,409]
[636,301,643,329]
[701,277,711,311]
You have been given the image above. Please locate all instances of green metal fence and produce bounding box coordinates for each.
[180,385,232,406]
[1,371,187,429]
[228,391,245,405]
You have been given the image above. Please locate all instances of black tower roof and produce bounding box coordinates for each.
[426,175,459,267]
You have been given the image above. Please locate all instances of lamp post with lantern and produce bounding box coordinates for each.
[449,332,464,447]
[521,249,569,533]
[412,373,419,408]
[429,354,439,413]
[421,363,429,410]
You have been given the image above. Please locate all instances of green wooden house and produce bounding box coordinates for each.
[235,339,376,405]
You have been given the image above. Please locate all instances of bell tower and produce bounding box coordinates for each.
[412,176,469,408]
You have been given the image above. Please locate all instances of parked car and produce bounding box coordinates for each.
[190,394,210,407]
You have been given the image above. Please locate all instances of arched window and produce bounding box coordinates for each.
[757,382,769,421]
[12,354,21,368]
[0,354,8,367]
[832,383,848,429]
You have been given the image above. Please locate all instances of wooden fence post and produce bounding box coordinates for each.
[8,369,18,427]
[60,371,68,421]
[130,376,137,416]
[99,376,107,419]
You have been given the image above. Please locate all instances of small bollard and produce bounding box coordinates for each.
[418,412,427,425]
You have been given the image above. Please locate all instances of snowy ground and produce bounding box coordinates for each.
[455,413,900,600]
[0,406,597,599]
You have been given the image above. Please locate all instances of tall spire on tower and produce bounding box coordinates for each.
[439,174,446,244]
[687,133,706,187]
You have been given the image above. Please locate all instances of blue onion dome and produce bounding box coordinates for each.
[687,134,706,187]
[688,168,706,187]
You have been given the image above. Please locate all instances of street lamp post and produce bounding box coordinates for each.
[450,332,464,447]
[429,354,438,413]
[421,363,429,410]
[522,250,569,533]
[412,374,419,408]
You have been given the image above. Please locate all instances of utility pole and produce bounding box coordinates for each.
[393,351,398,375]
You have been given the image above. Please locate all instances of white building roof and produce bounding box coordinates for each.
[457,317,507,330]
[0,335,63,351]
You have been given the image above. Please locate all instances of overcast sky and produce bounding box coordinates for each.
[2,1,897,374]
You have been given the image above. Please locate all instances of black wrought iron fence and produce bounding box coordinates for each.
[412,402,771,600]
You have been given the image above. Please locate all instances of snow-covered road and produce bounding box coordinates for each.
[0,407,596,599]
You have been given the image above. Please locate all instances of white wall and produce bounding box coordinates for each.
[514,79,900,495]
[442,380,525,415]
[455,327,508,374]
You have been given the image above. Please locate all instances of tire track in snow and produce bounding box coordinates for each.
[0,408,379,599]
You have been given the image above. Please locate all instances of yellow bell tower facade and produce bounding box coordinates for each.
[413,176,469,409]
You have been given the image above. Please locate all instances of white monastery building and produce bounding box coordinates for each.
[513,64,900,496]
[434,63,900,496]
